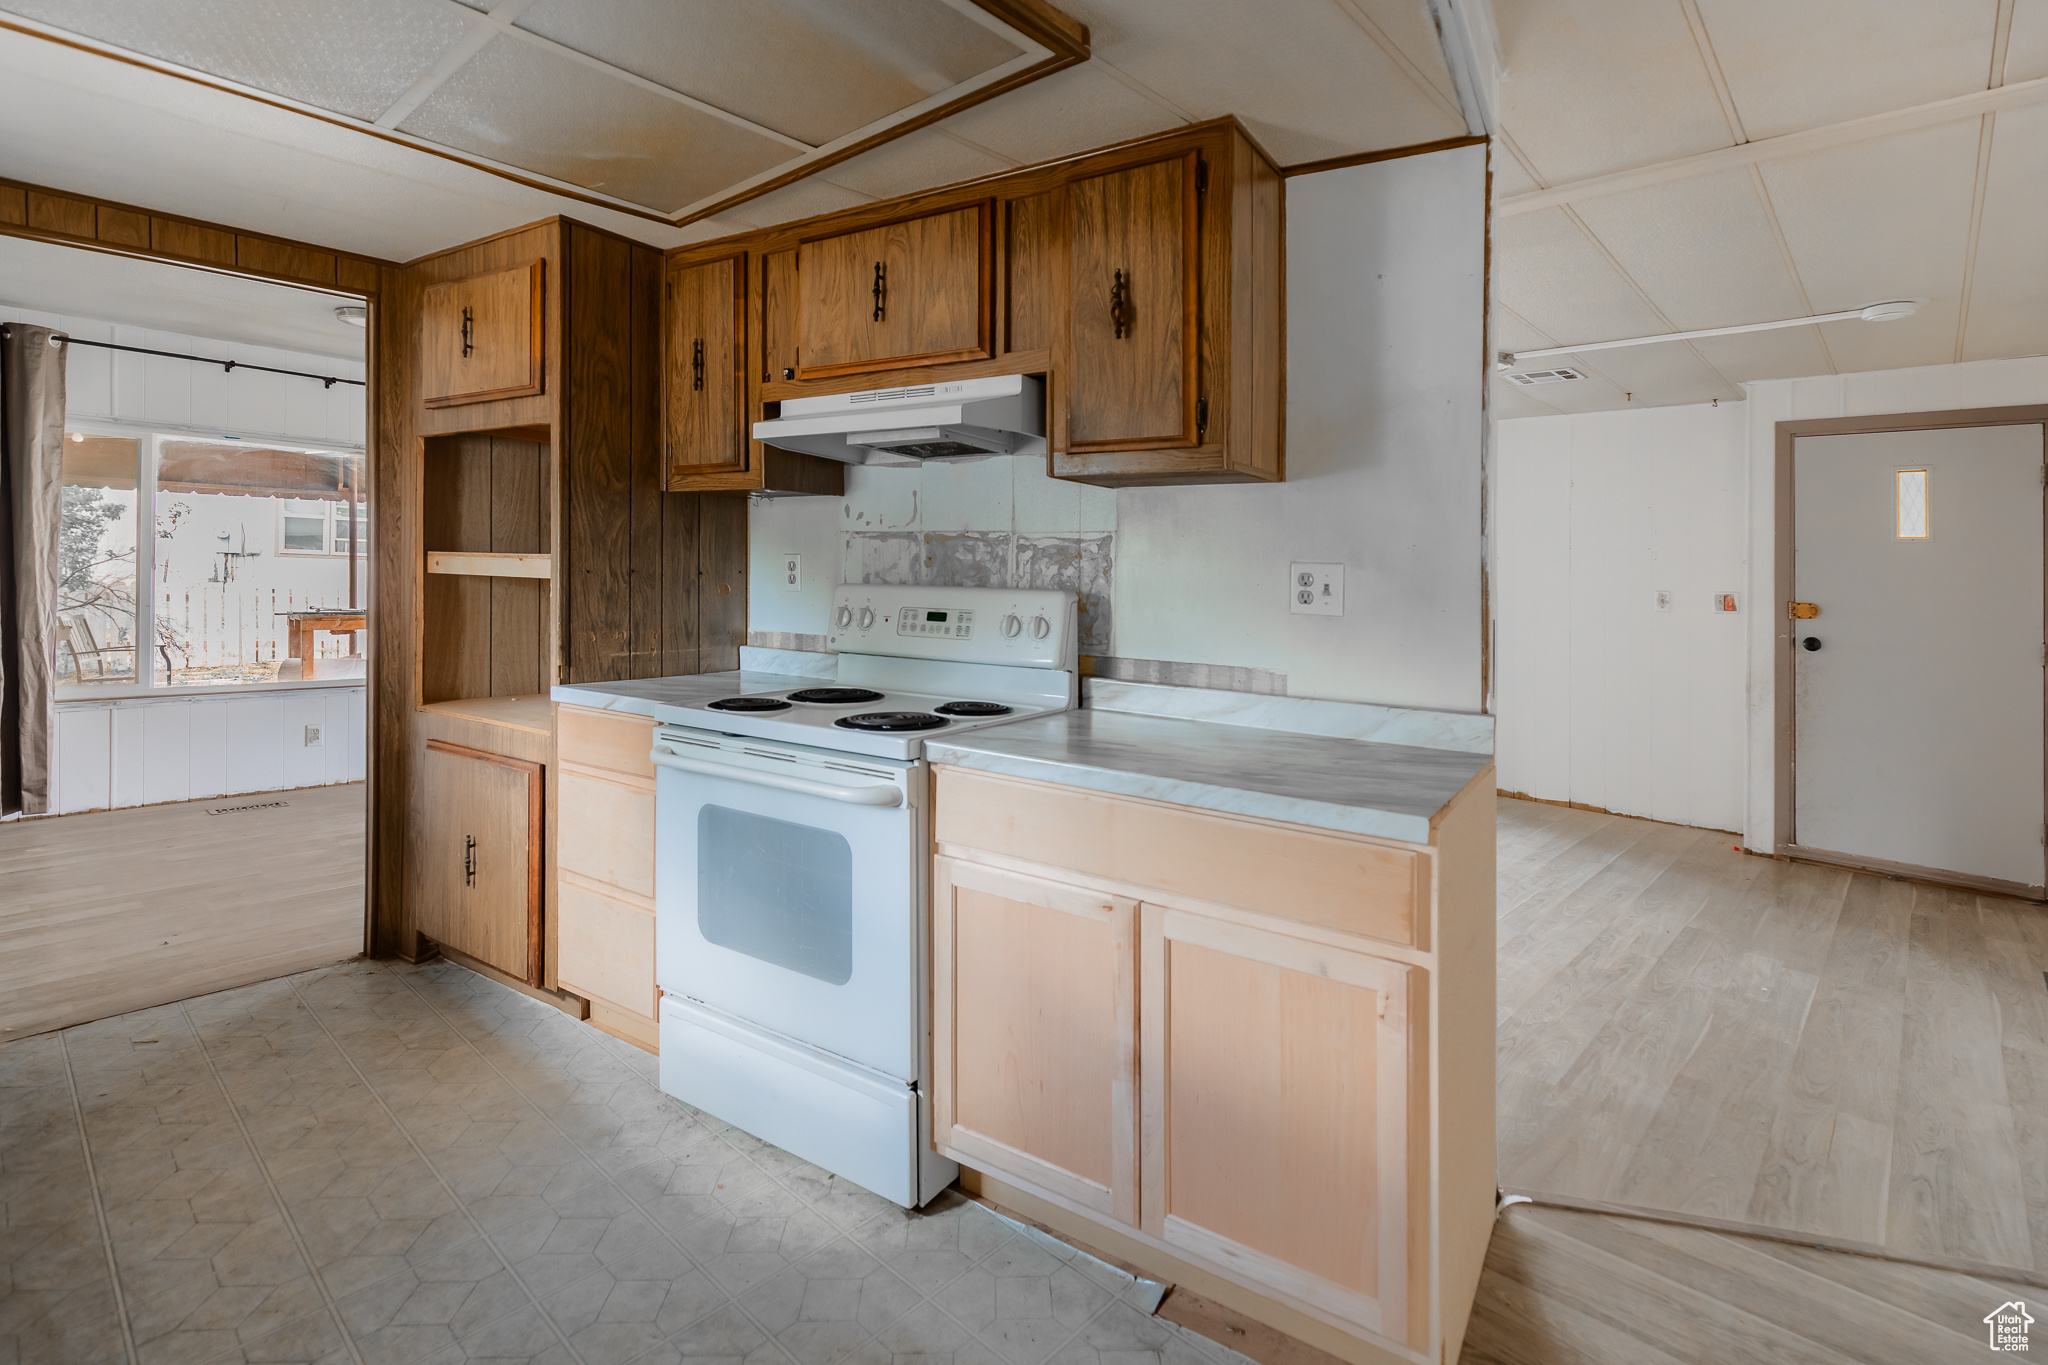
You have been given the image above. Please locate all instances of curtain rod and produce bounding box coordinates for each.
[0,325,364,389]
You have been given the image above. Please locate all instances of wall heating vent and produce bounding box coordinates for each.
[1505,367,1587,386]
[208,800,288,816]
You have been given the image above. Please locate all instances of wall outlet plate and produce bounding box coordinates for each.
[780,554,802,592]
[303,725,323,748]
[1290,563,1344,616]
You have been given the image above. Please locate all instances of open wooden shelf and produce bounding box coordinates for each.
[427,551,552,579]
[420,696,553,735]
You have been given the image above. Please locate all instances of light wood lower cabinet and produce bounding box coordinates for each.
[932,857,1138,1224]
[413,740,543,983]
[932,764,1495,1365]
[554,704,659,1050]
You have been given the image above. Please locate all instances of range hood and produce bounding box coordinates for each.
[752,374,1044,466]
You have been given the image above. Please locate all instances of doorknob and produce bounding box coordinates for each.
[1802,637,1822,652]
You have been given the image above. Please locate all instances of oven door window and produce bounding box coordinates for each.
[696,805,854,985]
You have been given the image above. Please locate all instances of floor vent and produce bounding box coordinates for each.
[1504,367,1587,386]
[208,800,289,816]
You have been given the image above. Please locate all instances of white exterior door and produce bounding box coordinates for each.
[1792,424,2046,891]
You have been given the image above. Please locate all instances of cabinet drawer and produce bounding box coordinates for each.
[797,203,991,379]
[558,880,656,1018]
[934,767,1422,948]
[556,705,656,780]
[557,770,654,900]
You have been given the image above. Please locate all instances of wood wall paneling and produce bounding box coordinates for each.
[26,191,96,238]
[762,249,798,382]
[94,205,150,250]
[1005,191,1062,355]
[150,217,237,266]
[0,185,24,226]
[236,236,338,287]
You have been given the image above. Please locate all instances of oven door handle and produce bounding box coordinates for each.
[650,744,904,807]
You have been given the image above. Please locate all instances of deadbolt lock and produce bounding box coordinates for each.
[1787,602,1820,620]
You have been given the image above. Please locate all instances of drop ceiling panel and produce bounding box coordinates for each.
[1493,0,1735,182]
[1692,0,1999,140]
[712,176,877,234]
[2008,1,2048,83]
[398,35,799,212]
[1341,0,1463,109]
[1563,342,1740,406]
[0,0,474,121]
[1567,169,1809,330]
[1494,206,1673,351]
[1758,121,1979,373]
[935,60,1178,166]
[818,127,1016,200]
[1688,326,1833,384]
[1960,102,2048,362]
[1062,0,1465,164]
[512,0,1022,148]
[1490,379,1568,419]
[1495,367,1631,414]
[1491,144,1543,197]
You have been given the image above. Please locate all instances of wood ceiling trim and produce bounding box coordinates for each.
[0,1,1089,233]
[1282,134,1486,178]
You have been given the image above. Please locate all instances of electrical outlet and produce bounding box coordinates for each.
[303,724,323,748]
[1289,563,1344,616]
[780,554,802,591]
[1655,590,1673,611]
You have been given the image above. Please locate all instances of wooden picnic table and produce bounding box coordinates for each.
[277,610,367,664]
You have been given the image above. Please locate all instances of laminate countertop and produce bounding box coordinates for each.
[926,707,1493,844]
[551,671,818,719]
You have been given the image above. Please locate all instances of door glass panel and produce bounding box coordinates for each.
[697,805,853,984]
[1896,468,1929,539]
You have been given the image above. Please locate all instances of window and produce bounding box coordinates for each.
[1896,468,1929,539]
[54,427,367,692]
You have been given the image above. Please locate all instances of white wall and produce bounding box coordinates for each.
[0,305,366,446]
[749,142,1490,712]
[1742,355,2048,850]
[52,687,365,815]
[1493,402,1748,831]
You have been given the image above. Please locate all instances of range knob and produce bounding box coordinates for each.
[857,606,876,630]
[1031,615,1051,640]
[835,605,853,630]
[1001,614,1023,639]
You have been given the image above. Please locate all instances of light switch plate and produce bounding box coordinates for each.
[780,554,802,592]
[1290,563,1344,616]
[303,725,323,748]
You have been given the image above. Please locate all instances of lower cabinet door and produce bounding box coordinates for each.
[414,740,543,983]
[932,856,1139,1223]
[1142,905,1418,1346]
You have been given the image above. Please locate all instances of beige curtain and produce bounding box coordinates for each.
[0,323,66,816]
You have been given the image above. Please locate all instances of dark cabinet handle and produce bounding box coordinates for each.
[872,261,886,322]
[1802,637,1822,651]
[463,834,476,886]
[460,306,474,358]
[1111,269,1128,339]
[692,338,704,392]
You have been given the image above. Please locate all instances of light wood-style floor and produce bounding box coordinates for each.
[1460,1202,2032,1364]
[1496,796,2048,1274]
[0,783,364,1042]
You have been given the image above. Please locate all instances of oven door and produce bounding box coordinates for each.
[651,729,923,1081]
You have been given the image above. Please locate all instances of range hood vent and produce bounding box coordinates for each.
[753,374,1044,466]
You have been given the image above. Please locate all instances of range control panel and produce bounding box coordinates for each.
[827,584,1075,669]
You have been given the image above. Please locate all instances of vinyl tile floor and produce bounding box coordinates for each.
[0,958,1252,1365]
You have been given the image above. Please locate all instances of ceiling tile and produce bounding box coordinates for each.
[1491,144,1543,197]
[1758,120,1979,372]
[1495,206,1671,350]
[820,128,1015,201]
[1493,0,1735,182]
[398,35,799,213]
[1692,0,1999,140]
[0,0,475,121]
[1064,0,1465,164]
[1490,378,1568,418]
[935,60,1180,166]
[715,176,875,233]
[2008,0,2048,82]
[1567,168,1808,330]
[1960,101,2048,361]
[1566,341,1741,406]
[513,0,1022,148]
[1688,326,1832,384]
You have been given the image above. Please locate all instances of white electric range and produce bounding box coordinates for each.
[652,583,1078,1207]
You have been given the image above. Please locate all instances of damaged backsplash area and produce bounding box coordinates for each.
[837,455,1117,652]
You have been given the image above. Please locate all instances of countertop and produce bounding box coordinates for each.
[926,706,1492,843]
[552,671,819,721]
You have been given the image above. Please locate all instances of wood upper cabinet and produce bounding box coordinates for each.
[797,202,992,380]
[932,856,1139,1224]
[554,704,659,1048]
[1142,907,1417,1346]
[1067,153,1199,451]
[413,739,543,983]
[422,260,544,408]
[664,254,747,480]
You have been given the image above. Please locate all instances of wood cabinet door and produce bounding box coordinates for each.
[1142,906,1416,1345]
[797,203,991,380]
[664,254,747,478]
[933,856,1139,1223]
[422,261,544,408]
[1067,153,1199,450]
[414,740,543,983]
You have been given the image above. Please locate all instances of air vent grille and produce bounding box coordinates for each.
[1505,367,1587,386]
[849,386,936,404]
